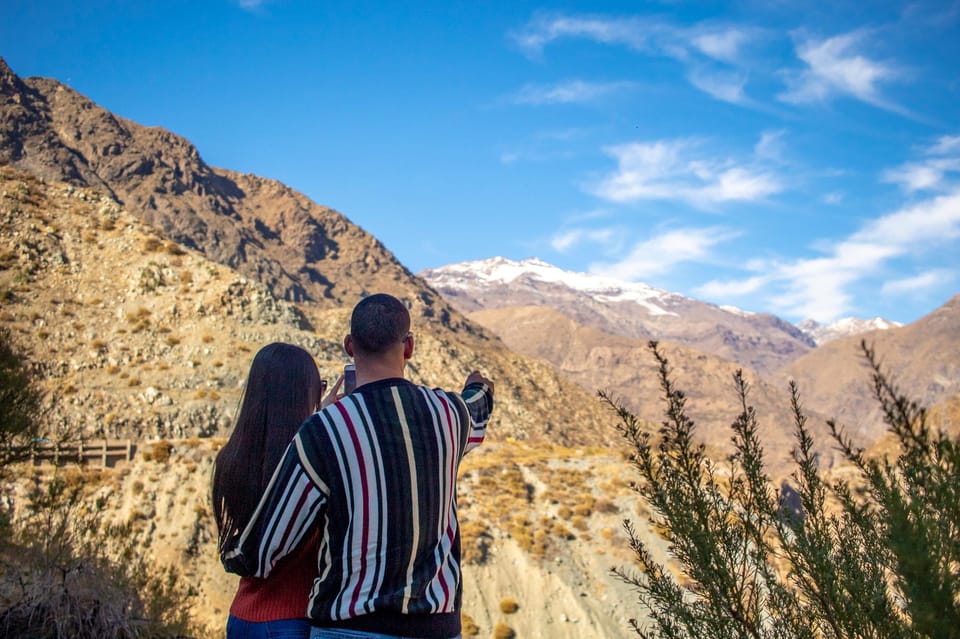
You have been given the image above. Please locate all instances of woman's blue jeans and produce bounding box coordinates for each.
[226,615,311,639]
[309,629,461,639]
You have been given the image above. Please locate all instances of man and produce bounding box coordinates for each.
[222,293,494,639]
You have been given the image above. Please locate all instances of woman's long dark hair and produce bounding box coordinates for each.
[212,342,322,553]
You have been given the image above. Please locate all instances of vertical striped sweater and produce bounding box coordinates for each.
[221,377,494,639]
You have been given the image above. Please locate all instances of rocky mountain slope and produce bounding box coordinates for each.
[779,294,960,444]
[468,305,839,477]
[1,57,421,311]
[421,256,816,376]
[11,437,649,639]
[0,166,620,448]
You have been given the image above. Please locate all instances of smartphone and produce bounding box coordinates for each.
[343,364,356,394]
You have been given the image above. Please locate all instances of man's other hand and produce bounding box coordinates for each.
[465,371,493,396]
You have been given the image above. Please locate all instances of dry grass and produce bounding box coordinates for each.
[456,442,629,565]
[141,440,173,463]
[461,613,480,636]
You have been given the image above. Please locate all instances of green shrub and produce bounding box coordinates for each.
[607,341,960,638]
[0,328,43,473]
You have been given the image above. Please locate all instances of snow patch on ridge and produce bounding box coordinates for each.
[797,317,901,345]
[720,304,755,317]
[424,257,682,317]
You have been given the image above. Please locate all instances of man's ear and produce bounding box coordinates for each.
[343,334,354,358]
[403,333,414,360]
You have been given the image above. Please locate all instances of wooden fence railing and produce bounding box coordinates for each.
[30,439,137,468]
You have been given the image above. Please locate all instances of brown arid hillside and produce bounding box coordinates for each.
[0,166,618,445]
[779,295,960,446]
[930,391,960,435]
[0,57,432,312]
[861,391,960,462]
[469,305,840,478]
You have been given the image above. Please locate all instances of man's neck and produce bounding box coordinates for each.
[354,357,405,388]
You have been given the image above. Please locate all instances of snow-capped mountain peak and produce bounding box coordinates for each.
[420,256,821,375]
[422,256,684,316]
[797,317,902,345]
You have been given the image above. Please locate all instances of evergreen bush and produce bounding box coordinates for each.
[0,327,43,473]
[607,340,960,639]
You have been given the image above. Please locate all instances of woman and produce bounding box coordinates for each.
[212,342,329,639]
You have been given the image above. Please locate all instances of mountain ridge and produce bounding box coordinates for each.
[798,316,902,345]
[780,293,960,443]
[2,57,442,312]
[422,256,824,376]
[421,255,900,350]
[421,255,958,450]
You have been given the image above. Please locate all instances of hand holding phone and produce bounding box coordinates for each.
[343,364,357,394]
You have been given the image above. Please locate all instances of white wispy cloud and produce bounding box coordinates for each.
[779,30,901,110]
[884,133,960,192]
[588,226,738,279]
[823,192,844,204]
[854,188,960,246]
[500,151,521,165]
[687,68,748,104]
[691,27,755,63]
[550,227,620,252]
[698,188,960,321]
[499,148,576,165]
[590,137,783,207]
[509,79,634,105]
[881,269,955,296]
[930,135,960,155]
[511,14,655,56]
[511,14,761,105]
[754,130,786,162]
[884,160,960,192]
[696,274,770,297]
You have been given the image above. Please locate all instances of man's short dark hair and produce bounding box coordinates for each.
[350,294,411,355]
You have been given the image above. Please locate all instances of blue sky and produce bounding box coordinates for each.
[3,1,959,324]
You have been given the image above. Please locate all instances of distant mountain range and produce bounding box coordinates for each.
[420,256,898,373]
[779,295,960,441]
[420,256,960,449]
[797,317,902,345]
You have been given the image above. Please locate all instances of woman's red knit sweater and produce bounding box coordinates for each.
[229,531,318,622]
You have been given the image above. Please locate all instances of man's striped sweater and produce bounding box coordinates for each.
[221,377,494,639]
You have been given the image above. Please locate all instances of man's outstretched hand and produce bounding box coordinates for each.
[465,371,493,396]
